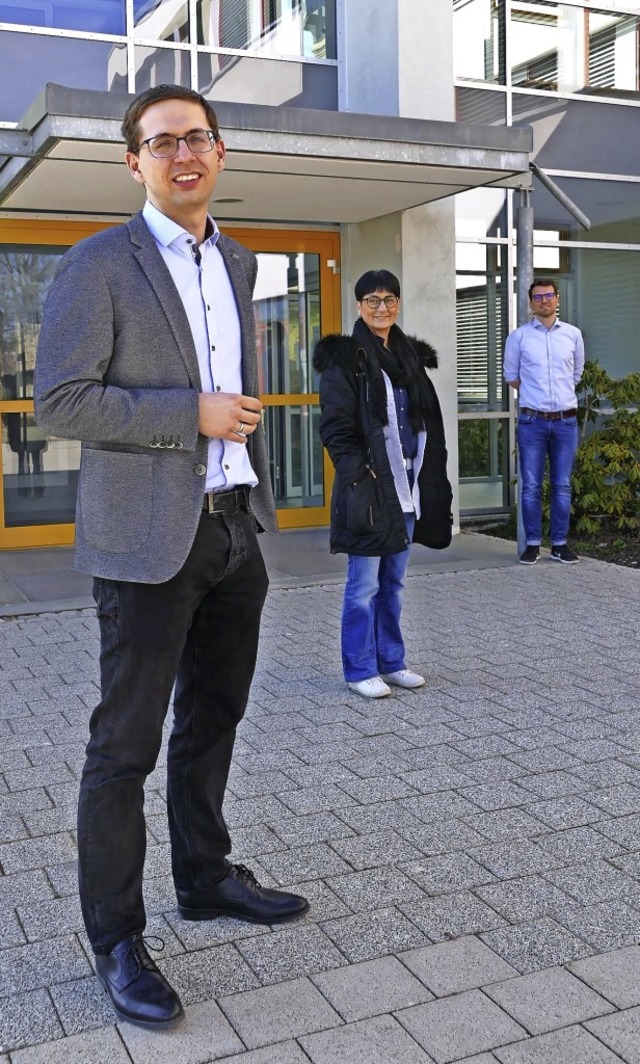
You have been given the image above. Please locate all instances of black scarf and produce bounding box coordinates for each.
[352,317,436,433]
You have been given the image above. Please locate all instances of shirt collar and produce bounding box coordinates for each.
[532,315,561,330]
[142,200,219,251]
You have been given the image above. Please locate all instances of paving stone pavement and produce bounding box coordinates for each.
[1,557,639,1062]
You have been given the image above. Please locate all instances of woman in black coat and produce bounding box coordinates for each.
[312,269,452,699]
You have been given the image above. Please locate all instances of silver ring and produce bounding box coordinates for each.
[237,421,245,434]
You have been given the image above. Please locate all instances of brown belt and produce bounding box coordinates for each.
[520,407,577,421]
[202,486,250,514]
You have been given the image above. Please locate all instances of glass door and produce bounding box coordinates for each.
[231,228,340,529]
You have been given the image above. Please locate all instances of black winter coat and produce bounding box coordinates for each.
[313,329,453,556]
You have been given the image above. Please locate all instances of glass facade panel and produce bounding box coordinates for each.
[458,417,509,512]
[510,3,640,97]
[0,1,125,33]
[529,174,640,240]
[456,85,506,125]
[135,46,191,91]
[134,0,189,41]
[197,0,336,59]
[0,34,127,121]
[455,186,507,240]
[453,0,504,83]
[456,263,508,413]
[198,50,337,107]
[513,92,640,178]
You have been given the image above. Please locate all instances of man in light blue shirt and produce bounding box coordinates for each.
[504,279,585,565]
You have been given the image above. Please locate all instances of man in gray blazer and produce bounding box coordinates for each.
[35,84,308,1031]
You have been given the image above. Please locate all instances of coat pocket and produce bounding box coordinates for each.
[344,468,387,536]
[79,449,153,553]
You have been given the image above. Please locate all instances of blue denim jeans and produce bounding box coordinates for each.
[78,509,268,953]
[341,513,415,681]
[518,413,579,546]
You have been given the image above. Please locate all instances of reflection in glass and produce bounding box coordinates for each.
[455,186,507,240]
[196,0,336,59]
[2,421,80,527]
[513,93,640,180]
[0,0,125,33]
[253,251,323,508]
[455,86,506,125]
[0,247,65,400]
[458,418,509,511]
[134,46,191,91]
[453,0,505,83]
[134,0,189,41]
[0,34,127,121]
[198,50,337,107]
[510,3,639,97]
[456,267,508,412]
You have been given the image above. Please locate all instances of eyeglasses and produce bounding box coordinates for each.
[360,295,400,310]
[531,292,557,302]
[135,129,219,159]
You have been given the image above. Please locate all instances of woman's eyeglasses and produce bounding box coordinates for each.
[361,295,399,310]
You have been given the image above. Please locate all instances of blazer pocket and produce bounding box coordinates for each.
[344,469,387,536]
[79,450,153,553]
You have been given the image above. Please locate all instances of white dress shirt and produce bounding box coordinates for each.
[142,200,258,493]
[503,316,585,412]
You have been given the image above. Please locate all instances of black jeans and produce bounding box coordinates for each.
[78,508,269,953]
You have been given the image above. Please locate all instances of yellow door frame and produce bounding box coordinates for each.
[0,220,340,547]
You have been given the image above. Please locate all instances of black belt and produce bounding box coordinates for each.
[520,407,577,421]
[202,486,250,515]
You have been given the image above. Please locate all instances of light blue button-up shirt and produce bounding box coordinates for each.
[503,316,585,412]
[142,201,258,493]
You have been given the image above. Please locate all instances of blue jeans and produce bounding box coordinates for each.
[518,413,579,546]
[78,508,268,953]
[341,513,415,681]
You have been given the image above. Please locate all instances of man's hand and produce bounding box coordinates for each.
[198,393,263,443]
[506,379,520,390]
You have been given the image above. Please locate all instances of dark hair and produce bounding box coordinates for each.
[529,278,559,300]
[354,270,401,301]
[121,84,220,153]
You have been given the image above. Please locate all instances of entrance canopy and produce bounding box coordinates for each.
[0,84,532,223]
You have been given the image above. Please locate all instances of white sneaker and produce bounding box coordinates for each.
[380,669,425,689]
[347,677,392,698]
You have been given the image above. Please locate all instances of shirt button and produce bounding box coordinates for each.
[224,464,230,470]
[194,464,206,476]
[215,385,221,391]
[211,345,215,351]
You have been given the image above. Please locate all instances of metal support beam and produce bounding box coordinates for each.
[530,162,591,231]
[514,188,534,556]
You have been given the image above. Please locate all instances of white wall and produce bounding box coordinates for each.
[338,0,459,527]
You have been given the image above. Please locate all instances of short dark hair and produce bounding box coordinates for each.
[529,278,559,300]
[354,269,401,301]
[121,84,220,153]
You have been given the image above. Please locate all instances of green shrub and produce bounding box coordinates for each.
[572,361,640,535]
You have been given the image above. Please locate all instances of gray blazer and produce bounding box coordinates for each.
[34,212,277,583]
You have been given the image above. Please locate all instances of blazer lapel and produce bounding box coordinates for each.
[126,213,202,389]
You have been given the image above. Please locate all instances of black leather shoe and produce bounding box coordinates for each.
[94,934,184,1030]
[177,863,309,924]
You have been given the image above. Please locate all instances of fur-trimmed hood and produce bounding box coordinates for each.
[313,330,438,374]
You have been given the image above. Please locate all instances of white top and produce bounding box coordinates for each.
[143,200,257,492]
